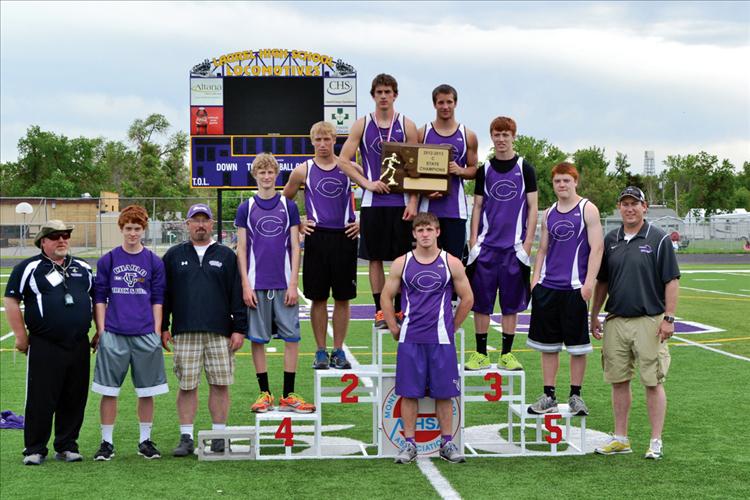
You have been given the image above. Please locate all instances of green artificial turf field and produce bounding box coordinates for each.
[1,263,748,499]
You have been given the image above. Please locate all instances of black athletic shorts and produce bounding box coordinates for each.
[303,228,358,301]
[437,217,467,260]
[358,206,413,261]
[527,284,592,355]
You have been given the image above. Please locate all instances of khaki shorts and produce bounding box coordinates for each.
[601,315,671,386]
[173,332,234,390]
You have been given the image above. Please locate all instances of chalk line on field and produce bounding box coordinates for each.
[2,332,14,341]
[417,458,462,500]
[673,335,750,362]
[681,287,750,298]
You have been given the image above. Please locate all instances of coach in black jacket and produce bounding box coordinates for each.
[161,204,247,456]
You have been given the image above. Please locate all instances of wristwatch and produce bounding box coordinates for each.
[663,315,675,324]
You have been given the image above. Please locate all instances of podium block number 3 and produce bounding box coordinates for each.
[483,372,502,401]
[341,374,359,403]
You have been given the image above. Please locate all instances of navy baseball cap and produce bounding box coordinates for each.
[187,203,213,219]
[618,186,646,203]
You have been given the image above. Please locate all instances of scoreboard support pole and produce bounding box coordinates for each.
[217,188,224,244]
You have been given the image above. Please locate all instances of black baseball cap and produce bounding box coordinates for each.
[618,186,646,203]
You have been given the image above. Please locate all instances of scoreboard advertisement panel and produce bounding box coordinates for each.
[189,49,357,189]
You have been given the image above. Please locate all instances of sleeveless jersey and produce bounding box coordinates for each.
[419,123,469,219]
[399,251,454,345]
[303,159,355,230]
[244,195,295,290]
[475,157,528,250]
[539,198,591,290]
[359,113,409,208]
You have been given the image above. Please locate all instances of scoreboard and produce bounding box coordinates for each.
[189,49,357,189]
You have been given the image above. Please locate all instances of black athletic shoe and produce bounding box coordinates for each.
[94,441,115,461]
[210,439,226,453]
[172,434,194,457]
[138,439,161,459]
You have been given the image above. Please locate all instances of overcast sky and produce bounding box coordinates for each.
[1,1,748,174]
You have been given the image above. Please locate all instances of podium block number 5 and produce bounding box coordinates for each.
[341,374,359,403]
[483,372,502,401]
[544,414,562,444]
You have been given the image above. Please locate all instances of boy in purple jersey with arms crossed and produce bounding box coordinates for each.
[527,163,603,416]
[91,205,168,460]
[237,153,315,414]
[418,84,478,261]
[381,213,474,464]
[465,116,538,371]
[284,121,360,370]
[336,73,419,329]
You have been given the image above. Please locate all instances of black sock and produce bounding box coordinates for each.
[394,294,402,313]
[501,332,515,355]
[544,385,556,400]
[256,372,270,393]
[283,371,296,398]
[373,293,382,312]
[570,385,582,397]
[475,333,488,355]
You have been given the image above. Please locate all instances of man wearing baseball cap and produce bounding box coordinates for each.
[3,220,95,465]
[590,186,680,460]
[161,204,247,456]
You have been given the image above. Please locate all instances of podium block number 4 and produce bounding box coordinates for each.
[544,414,562,444]
[483,372,503,401]
[275,417,294,446]
[340,374,360,403]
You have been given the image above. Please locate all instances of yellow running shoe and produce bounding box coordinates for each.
[595,434,633,455]
[251,391,274,413]
[279,393,316,414]
[498,352,523,371]
[465,352,491,371]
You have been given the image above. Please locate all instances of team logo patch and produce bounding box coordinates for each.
[549,220,576,241]
[487,180,519,202]
[315,177,346,198]
[639,244,653,254]
[256,215,286,237]
[208,260,223,268]
[409,270,443,292]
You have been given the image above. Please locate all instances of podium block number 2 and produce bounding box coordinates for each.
[544,414,562,444]
[340,374,359,403]
[483,372,502,401]
[275,417,294,446]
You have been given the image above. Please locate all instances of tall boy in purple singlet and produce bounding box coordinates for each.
[465,117,538,371]
[418,84,478,261]
[527,163,603,416]
[91,205,168,461]
[284,121,360,370]
[336,73,419,330]
[237,153,315,415]
[381,213,474,464]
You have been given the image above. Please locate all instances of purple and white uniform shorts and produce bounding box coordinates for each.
[395,343,460,399]
[468,246,530,315]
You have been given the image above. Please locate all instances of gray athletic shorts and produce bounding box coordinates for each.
[247,289,300,344]
[92,331,169,398]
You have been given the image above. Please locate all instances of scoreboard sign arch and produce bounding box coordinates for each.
[189,49,357,189]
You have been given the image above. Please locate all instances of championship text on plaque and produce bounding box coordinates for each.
[379,142,452,194]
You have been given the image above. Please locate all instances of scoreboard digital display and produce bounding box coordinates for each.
[189,49,357,189]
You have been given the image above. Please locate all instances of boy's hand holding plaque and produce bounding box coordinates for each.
[380,142,452,194]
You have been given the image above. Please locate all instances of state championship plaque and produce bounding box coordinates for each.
[379,142,452,194]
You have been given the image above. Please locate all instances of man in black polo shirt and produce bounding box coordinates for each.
[4,220,95,465]
[590,187,680,460]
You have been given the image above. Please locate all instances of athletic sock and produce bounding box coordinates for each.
[570,385,582,397]
[405,437,416,445]
[441,434,453,446]
[212,423,226,431]
[256,372,270,393]
[180,424,194,440]
[394,294,402,313]
[373,293,382,312]
[475,333,488,355]
[283,371,296,398]
[139,422,152,443]
[501,332,515,355]
[101,424,114,444]
[544,386,556,400]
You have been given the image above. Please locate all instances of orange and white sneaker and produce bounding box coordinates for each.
[251,391,274,413]
[279,393,316,414]
[374,310,387,330]
[396,311,405,326]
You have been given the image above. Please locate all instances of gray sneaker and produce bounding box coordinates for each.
[393,441,417,464]
[439,441,465,463]
[23,453,45,466]
[568,394,589,416]
[54,450,83,462]
[528,394,559,414]
[173,434,194,457]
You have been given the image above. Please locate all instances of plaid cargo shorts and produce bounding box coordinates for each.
[173,332,234,390]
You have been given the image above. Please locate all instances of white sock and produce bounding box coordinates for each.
[101,424,114,444]
[212,423,226,431]
[139,422,153,443]
[180,424,194,439]
[614,434,629,442]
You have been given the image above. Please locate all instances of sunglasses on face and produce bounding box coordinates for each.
[46,232,71,241]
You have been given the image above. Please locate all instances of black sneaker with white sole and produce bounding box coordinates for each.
[138,439,161,459]
[172,434,194,457]
[94,441,115,461]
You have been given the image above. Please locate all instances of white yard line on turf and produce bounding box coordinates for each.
[680,270,750,274]
[672,335,750,362]
[2,332,14,341]
[417,459,463,500]
[681,286,750,298]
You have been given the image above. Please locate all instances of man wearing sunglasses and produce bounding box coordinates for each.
[4,220,95,465]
